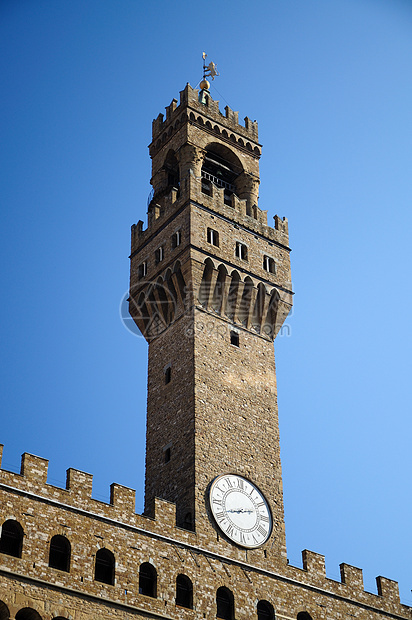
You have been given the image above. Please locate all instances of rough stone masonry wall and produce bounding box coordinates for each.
[0,449,410,620]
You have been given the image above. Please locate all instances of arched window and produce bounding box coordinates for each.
[49,535,70,572]
[164,150,180,189]
[297,613,313,620]
[139,562,157,597]
[257,600,275,620]
[94,548,115,585]
[201,143,243,205]
[15,609,42,620]
[176,574,193,608]
[216,586,234,620]
[0,519,23,558]
[0,601,10,620]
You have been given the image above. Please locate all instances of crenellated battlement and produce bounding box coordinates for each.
[0,444,409,618]
[150,83,260,151]
[0,446,191,539]
[131,177,289,254]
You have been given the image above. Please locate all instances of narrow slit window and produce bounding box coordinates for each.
[164,447,171,463]
[230,331,239,347]
[155,246,164,263]
[138,261,147,279]
[207,228,219,247]
[172,230,181,248]
[164,366,171,384]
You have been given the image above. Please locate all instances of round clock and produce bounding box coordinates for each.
[208,474,272,548]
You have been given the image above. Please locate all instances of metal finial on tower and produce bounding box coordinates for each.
[200,52,219,91]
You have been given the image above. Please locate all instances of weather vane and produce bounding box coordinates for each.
[200,52,219,91]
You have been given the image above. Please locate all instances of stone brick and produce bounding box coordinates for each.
[0,82,409,620]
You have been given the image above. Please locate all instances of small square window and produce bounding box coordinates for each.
[138,261,147,279]
[235,242,248,261]
[230,331,239,347]
[207,228,219,247]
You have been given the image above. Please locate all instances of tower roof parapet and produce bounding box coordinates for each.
[151,83,259,147]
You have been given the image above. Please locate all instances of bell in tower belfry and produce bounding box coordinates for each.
[129,76,293,565]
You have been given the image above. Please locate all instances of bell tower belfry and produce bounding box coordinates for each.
[129,81,293,565]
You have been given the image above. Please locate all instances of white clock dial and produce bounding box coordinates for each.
[209,474,272,548]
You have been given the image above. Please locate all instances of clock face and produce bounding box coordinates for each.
[209,474,272,548]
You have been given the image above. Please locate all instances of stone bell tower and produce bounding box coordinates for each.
[129,82,293,564]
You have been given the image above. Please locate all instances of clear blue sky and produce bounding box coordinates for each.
[1,0,411,604]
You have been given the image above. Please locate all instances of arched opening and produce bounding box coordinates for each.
[0,520,23,558]
[139,562,157,597]
[251,283,266,333]
[176,574,193,609]
[297,613,313,620]
[226,271,240,320]
[263,289,279,340]
[257,600,275,620]
[15,609,42,620]
[201,143,243,205]
[163,149,180,190]
[0,601,10,620]
[173,260,187,306]
[155,277,169,324]
[164,268,177,322]
[216,586,234,620]
[212,265,227,314]
[49,535,70,572]
[94,548,115,585]
[198,259,214,308]
[238,277,254,326]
